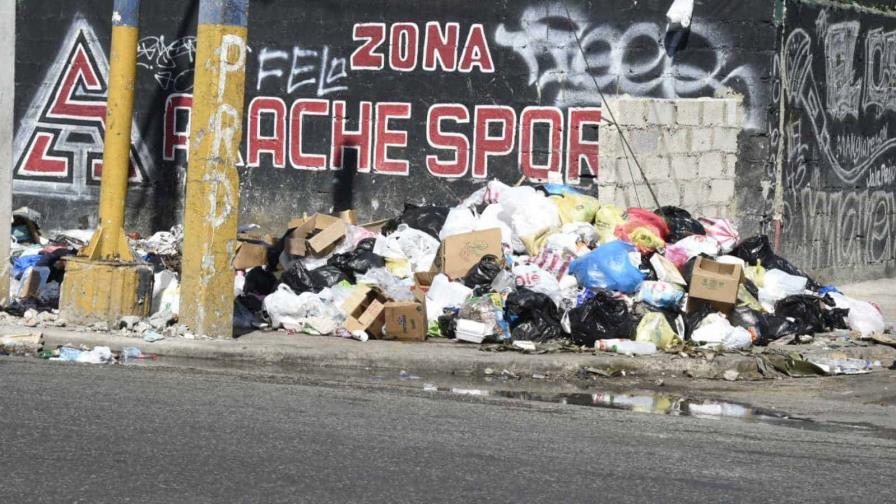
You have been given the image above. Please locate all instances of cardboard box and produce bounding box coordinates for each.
[360,218,391,235]
[232,234,273,270]
[383,301,427,342]
[687,257,743,314]
[341,286,387,338]
[412,272,436,305]
[18,268,43,299]
[284,214,347,257]
[435,228,503,279]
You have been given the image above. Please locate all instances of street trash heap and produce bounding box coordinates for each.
[6,181,890,355]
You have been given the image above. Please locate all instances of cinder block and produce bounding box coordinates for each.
[646,100,676,125]
[698,152,726,178]
[712,127,740,152]
[644,155,670,182]
[611,99,646,127]
[723,154,738,177]
[653,180,681,207]
[597,184,616,204]
[670,155,697,180]
[724,100,740,126]
[690,128,714,152]
[676,100,703,126]
[629,129,659,155]
[660,128,690,154]
[709,179,736,203]
[702,100,726,126]
[680,179,708,208]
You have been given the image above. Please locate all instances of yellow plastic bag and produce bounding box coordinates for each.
[549,194,600,224]
[384,257,411,279]
[627,227,665,252]
[743,264,766,288]
[635,312,679,350]
[593,204,625,244]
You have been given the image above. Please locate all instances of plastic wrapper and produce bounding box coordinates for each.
[568,240,645,294]
[567,288,634,347]
[355,267,414,302]
[664,235,721,269]
[263,284,343,330]
[373,224,439,273]
[655,206,705,243]
[459,294,510,341]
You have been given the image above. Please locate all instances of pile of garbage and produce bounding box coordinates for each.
[7,181,891,354]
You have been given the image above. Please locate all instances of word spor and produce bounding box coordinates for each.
[163,96,600,183]
[351,22,494,73]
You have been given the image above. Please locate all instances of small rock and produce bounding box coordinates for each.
[23,318,38,328]
[484,367,494,376]
[654,378,665,387]
[90,321,109,332]
[36,311,57,323]
[52,319,66,328]
[723,369,739,382]
[501,369,518,379]
[133,322,151,334]
[149,310,176,330]
[532,373,546,380]
[143,331,165,343]
[23,309,38,320]
[183,332,195,340]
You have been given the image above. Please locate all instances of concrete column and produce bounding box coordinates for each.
[0,0,15,306]
[179,0,250,338]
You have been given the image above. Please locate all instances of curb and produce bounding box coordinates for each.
[4,324,895,381]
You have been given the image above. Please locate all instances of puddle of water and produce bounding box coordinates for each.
[442,388,799,424]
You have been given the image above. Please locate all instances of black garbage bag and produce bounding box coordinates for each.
[462,255,503,289]
[756,313,799,341]
[731,235,819,289]
[730,307,766,346]
[243,267,278,297]
[438,309,458,339]
[638,253,658,282]
[774,295,826,335]
[281,262,349,293]
[567,289,634,346]
[504,288,564,342]
[655,206,705,242]
[823,307,850,330]
[684,305,716,341]
[381,204,450,239]
[355,237,376,252]
[310,266,350,291]
[327,249,386,281]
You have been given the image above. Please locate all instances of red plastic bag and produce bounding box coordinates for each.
[614,208,670,252]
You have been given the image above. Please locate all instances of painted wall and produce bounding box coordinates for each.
[11,0,774,231]
[777,0,896,281]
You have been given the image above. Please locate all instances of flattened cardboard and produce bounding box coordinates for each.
[687,257,743,314]
[412,272,436,305]
[361,218,391,235]
[344,299,385,338]
[436,228,503,279]
[308,219,347,254]
[19,268,42,299]
[383,301,427,342]
[233,235,273,270]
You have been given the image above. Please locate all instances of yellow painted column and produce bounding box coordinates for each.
[179,0,250,338]
[81,0,141,261]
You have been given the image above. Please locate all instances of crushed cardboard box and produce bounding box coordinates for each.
[434,228,503,279]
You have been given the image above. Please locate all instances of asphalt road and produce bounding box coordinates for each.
[1,358,894,503]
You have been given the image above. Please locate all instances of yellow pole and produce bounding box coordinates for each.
[81,0,141,261]
[179,0,250,338]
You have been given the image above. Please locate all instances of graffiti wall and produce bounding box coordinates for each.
[778,1,896,281]
[12,0,774,235]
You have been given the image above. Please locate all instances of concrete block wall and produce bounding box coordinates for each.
[598,97,745,220]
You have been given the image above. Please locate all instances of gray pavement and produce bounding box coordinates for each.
[1,358,895,503]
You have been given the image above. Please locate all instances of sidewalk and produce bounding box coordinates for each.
[3,322,895,382]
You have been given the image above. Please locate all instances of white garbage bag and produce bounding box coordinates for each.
[829,292,886,337]
[667,0,694,29]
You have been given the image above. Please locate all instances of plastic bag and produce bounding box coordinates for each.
[383,204,450,239]
[460,180,512,209]
[650,253,687,286]
[699,218,739,254]
[504,287,563,342]
[635,312,679,350]
[667,0,694,28]
[355,267,414,301]
[327,249,386,281]
[462,254,503,289]
[594,204,626,244]
[691,313,752,350]
[731,235,817,288]
[439,206,478,240]
[829,292,886,337]
[773,295,827,335]
[497,186,562,255]
[243,267,278,297]
[567,288,634,347]
[459,294,510,341]
[550,193,599,224]
[758,269,808,310]
[655,206,705,243]
[531,244,576,280]
[512,263,562,305]
[637,281,685,308]
[568,240,645,294]
[426,274,473,322]
[281,262,348,294]
[373,224,439,273]
[264,284,328,329]
[664,235,721,269]
[615,208,669,244]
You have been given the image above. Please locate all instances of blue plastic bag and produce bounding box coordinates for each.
[568,240,645,293]
[12,255,42,280]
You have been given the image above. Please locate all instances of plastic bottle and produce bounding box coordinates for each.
[595,339,657,355]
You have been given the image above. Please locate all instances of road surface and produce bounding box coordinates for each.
[1,358,893,503]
